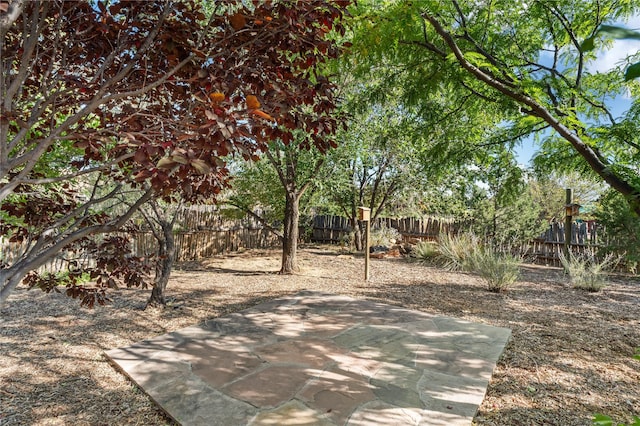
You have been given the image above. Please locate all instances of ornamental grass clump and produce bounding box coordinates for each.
[559,252,617,292]
[468,247,521,292]
[436,233,481,271]
[412,241,440,264]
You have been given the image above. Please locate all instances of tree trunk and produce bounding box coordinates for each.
[280,192,300,274]
[492,197,498,241]
[146,220,175,307]
[351,217,364,251]
[0,268,27,308]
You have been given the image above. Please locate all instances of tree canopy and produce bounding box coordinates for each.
[0,0,349,307]
[348,0,640,215]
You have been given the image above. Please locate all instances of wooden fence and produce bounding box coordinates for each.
[311,214,602,265]
[0,206,281,274]
[0,242,97,274]
[0,208,607,274]
[311,215,462,243]
[524,221,600,265]
[129,228,279,262]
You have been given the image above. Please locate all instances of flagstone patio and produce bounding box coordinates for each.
[106,291,511,425]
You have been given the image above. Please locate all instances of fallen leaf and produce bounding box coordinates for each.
[250,109,274,121]
[246,95,260,109]
[209,92,225,103]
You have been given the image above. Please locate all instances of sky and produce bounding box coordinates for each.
[514,15,640,165]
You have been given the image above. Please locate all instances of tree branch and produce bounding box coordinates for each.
[423,11,640,210]
[225,200,284,240]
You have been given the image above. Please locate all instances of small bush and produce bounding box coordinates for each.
[468,247,521,292]
[369,224,402,248]
[412,241,440,263]
[436,233,481,271]
[559,252,617,292]
[340,232,355,250]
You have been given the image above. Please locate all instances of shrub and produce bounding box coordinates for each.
[595,189,640,273]
[369,223,402,247]
[436,233,481,271]
[412,241,440,263]
[559,252,617,292]
[468,247,521,292]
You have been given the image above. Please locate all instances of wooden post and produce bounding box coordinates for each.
[358,207,371,281]
[564,188,572,259]
[365,219,370,281]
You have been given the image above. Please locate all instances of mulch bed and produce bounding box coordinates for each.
[1,246,639,425]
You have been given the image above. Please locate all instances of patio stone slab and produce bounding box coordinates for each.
[106,291,510,425]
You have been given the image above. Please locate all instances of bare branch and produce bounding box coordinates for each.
[0,0,25,38]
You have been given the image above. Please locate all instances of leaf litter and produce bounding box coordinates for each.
[0,246,638,425]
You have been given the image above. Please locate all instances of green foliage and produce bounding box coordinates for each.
[351,0,640,215]
[322,87,430,220]
[436,233,481,271]
[436,233,520,291]
[54,271,92,286]
[472,180,546,245]
[595,190,640,273]
[228,155,287,223]
[226,137,327,224]
[559,252,617,292]
[368,223,401,247]
[412,241,440,263]
[467,247,521,293]
[530,172,606,221]
[593,413,640,426]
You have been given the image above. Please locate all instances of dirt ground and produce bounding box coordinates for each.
[1,245,639,425]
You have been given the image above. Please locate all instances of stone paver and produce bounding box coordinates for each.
[106,291,510,425]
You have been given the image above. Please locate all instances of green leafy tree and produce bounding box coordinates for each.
[323,100,428,249]
[227,136,327,273]
[529,171,606,221]
[350,0,640,215]
[344,1,533,232]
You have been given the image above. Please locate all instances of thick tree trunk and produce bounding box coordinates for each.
[280,193,300,274]
[146,221,175,307]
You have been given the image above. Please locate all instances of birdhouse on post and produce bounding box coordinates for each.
[358,207,371,222]
[565,203,581,217]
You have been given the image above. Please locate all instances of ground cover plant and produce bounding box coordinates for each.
[436,233,481,271]
[468,247,521,293]
[412,240,440,263]
[560,252,619,292]
[1,246,638,425]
